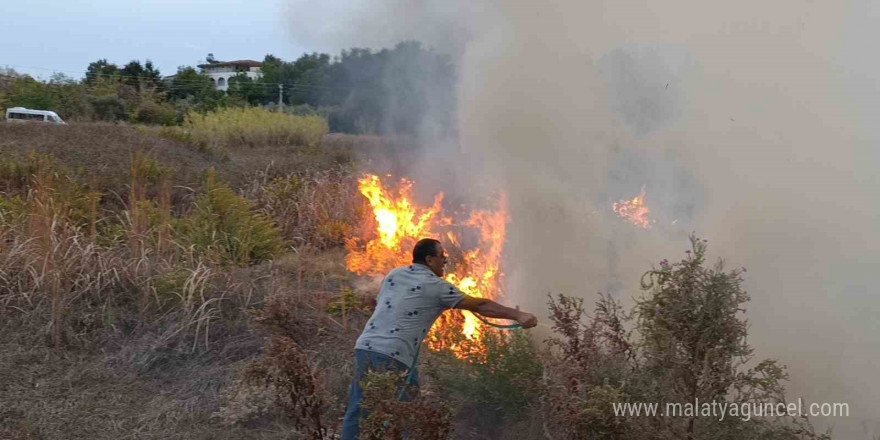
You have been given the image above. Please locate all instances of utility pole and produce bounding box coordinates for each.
[278,84,283,108]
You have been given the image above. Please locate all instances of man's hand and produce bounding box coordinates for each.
[457,297,538,328]
[515,311,538,329]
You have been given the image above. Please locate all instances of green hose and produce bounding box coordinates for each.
[471,312,523,330]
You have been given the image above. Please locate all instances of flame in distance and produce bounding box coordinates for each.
[613,185,652,229]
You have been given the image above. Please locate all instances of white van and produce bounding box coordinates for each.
[4,107,66,125]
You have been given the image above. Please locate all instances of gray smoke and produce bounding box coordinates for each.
[287,1,880,437]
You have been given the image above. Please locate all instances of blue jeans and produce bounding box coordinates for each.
[340,349,419,440]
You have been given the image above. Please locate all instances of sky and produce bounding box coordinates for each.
[0,0,314,79]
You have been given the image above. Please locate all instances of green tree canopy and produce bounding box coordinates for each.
[120,60,162,90]
[85,59,119,85]
[227,73,267,106]
[167,66,216,102]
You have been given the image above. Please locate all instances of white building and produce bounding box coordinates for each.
[197,59,263,91]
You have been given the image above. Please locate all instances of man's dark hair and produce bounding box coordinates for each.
[413,238,441,265]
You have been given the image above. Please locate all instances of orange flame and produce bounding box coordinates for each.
[345,174,508,358]
[613,185,652,229]
[346,175,447,274]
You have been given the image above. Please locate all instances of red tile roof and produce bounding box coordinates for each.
[198,60,262,69]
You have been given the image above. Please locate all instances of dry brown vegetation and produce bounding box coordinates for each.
[0,120,833,440]
[0,120,370,439]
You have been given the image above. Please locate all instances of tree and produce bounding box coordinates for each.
[227,73,267,106]
[383,41,456,135]
[167,67,217,103]
[120,59,162,90]
[0,69,16,110]
[259,52,332,107]
[4,75,57,111]
[316,42,456,135]
[85,59,119,85]
[0,67,18,82]
[49,73,90,120]
[258,54,285,85]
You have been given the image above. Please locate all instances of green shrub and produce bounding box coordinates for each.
[424,327,542,432]
[538,237,831,440]
[0,195,27,225]
[134,100,180,126]
[177,169,285,266]
[360,370,452,440]
[326,287,372,317]
[151,265,191,307]
[88,95,127,121]
[0,154,103,230]
[154,126,211,154]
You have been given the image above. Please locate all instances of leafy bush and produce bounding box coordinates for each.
[360,370,452,440]
[0,195,26,225]
[287,103,329,118]
[88,95,127,121]
[539,236,830,440]
[0,154,103,232]
[151,264,192,308]
[326,286,372,318]
[540,293,644,440]
[242,335,330,439]
[177,169,285,266]
[134,100,180,126]
[424,326,543,435]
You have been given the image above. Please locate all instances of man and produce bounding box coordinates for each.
[340,238,538,439]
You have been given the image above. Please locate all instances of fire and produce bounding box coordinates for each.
[345,174,508,358]
[345,175,447,274]
[613,185,652,229]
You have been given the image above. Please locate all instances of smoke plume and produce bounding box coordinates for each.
[287,0,880,437]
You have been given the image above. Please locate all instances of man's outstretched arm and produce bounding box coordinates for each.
[455,296,538,328]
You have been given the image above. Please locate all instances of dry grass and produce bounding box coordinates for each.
[156,108,330,158]
[244,167,363,249]
[0,123,210,202]
[0,123,564,440]
[185,108,328,149]
[0,122,357,211]
[0,233,365,439]
[0,122,371,439]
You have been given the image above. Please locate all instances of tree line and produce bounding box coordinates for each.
[0,41,456,135]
